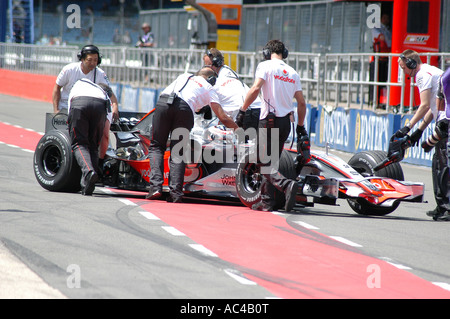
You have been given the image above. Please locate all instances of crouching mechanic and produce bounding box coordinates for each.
[146,68,238,203]
[238,39,311,212]
[68,79,113,195]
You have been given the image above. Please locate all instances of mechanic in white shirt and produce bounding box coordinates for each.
[146,68,237,203]
[203,48,261,130]
[52,45,119,122]
[394,49,444,141]
[68,78,113,195]
[394,49,445,220]
[239,40,310,213]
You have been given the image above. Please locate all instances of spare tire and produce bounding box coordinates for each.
[33,130,81,192]
[346,150,404,215]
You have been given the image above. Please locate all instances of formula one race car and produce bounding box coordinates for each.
[33,110,424,216]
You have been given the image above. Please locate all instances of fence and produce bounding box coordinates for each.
[1,42,449,113]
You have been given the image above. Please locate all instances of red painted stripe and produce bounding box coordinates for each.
[0,69,55,102]
[134,199,450,299]
[0,122,43,151]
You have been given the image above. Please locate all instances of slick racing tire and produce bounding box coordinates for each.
[236,150,296,209]
[33,130,81,192]
[347,150,404,216]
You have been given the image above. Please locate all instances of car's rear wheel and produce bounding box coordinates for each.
[33,130,81,192]
[347,150,403,216]
[235,150,296,209]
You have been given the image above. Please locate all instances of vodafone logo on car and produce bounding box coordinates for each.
[274,69,295,83]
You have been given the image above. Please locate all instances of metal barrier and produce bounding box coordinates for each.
[1,43,449,113]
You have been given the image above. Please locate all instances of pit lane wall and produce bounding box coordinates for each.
[310,104,435,167]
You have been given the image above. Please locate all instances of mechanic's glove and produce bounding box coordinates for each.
[296,125,311,165]
[235,110,245,128]
[296,124,308,137]
[409,129,423,147]
[394,125,411,138]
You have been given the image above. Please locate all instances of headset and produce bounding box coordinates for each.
[206,49,224,68]
[77,45,102,65]
[206,74,217,86]
[400,54,417,70]
[262,44,289,60]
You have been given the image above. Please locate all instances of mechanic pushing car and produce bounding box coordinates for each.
[145,67,238,203]
[237,39,311,212]
[392,49,445,220]
[68,79,113,196]
[203,48,261,130]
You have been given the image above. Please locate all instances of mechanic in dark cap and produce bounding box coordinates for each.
[68,78,113,195]
[146,68,237,203]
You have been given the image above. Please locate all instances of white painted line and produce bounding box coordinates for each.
[98,187,115,195]
[330,236,363,247]
[433,282,450,291]
[293,221,319,230]
[379,257,412,270]
[118,199,136,206]
[138,211,160,220]
[189,244,218,257]
[224,269,257,286]
[162,226,186,237]
[385,261,412,270]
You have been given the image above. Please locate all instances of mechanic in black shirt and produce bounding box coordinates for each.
[68,79,113,196]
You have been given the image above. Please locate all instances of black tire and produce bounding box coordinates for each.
[33,130,81,192]
[347,150,404,216]
[235,150,296,208]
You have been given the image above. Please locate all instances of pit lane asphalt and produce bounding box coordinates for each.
[1,94,450,299]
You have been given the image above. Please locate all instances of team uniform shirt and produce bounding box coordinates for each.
[161,73,219,114]
[415,63,444,120]
[254,59,302,119]
[214,65,261,119]
[68,79,112,122]
[56,62,110,110]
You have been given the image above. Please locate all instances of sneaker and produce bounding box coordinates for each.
[434,211,450,221]
[251,201,273,212]
[82,171,98,196]
[145,189,162,200]
[166,196,183,203]
[426,207,442,218]
[284,181,299,212]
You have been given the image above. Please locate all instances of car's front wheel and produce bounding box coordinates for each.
[347,150,404,216]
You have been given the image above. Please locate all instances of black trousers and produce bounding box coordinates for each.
[148,95,194,199]
[68,97,107,186]
[258,114,292,207]
[433,133,450,213]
